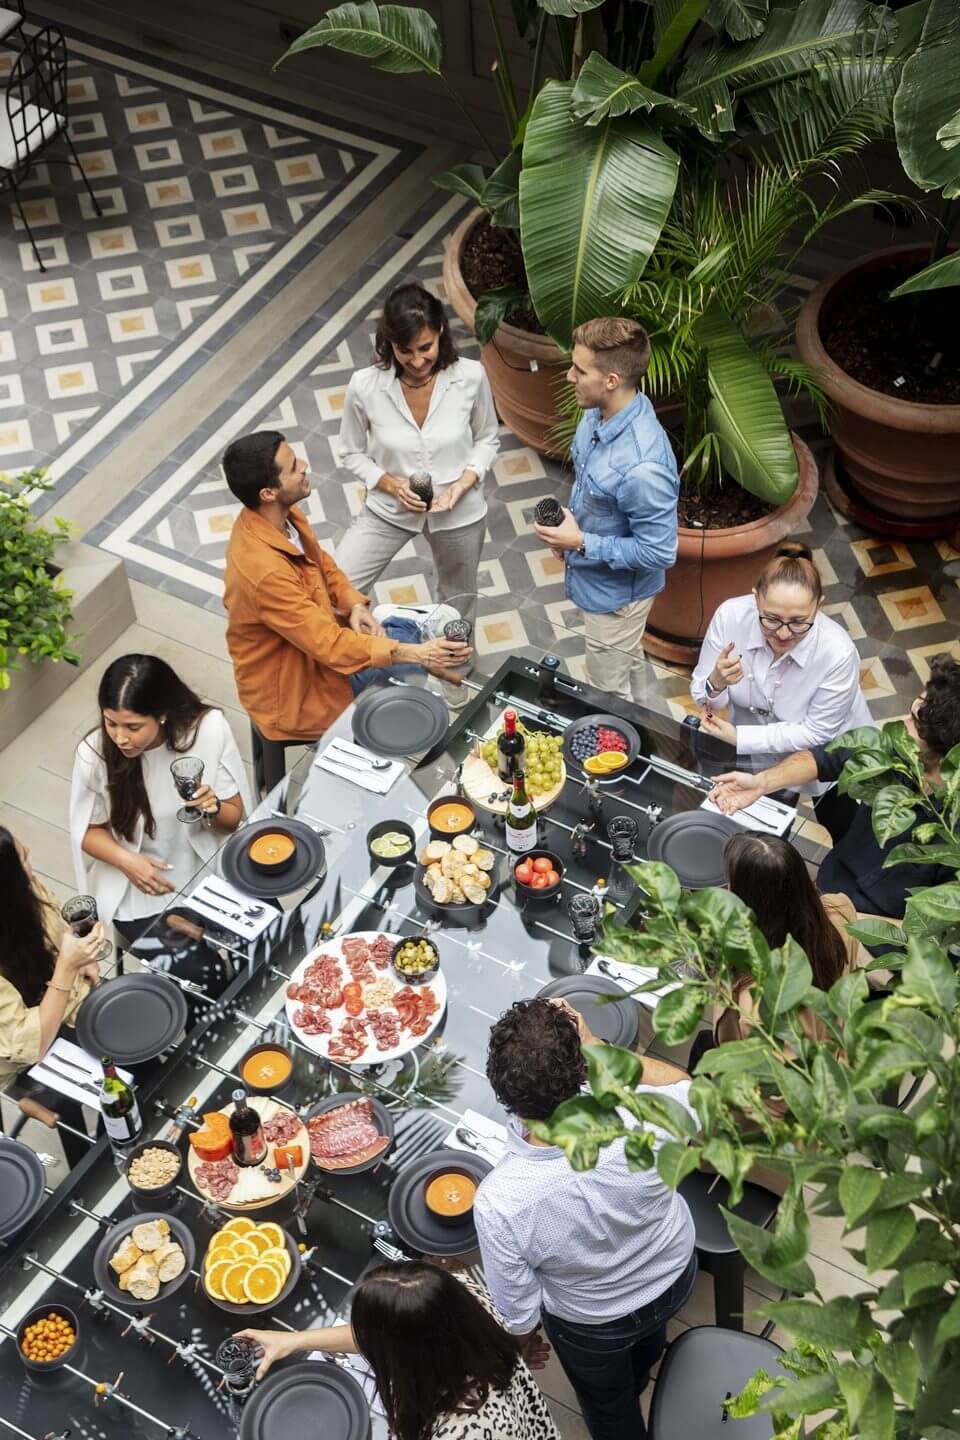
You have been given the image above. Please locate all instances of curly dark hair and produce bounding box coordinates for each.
[486,998,586,1121]
[915,656,960,759]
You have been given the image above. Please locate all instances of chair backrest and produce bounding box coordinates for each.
[6,25,67,175]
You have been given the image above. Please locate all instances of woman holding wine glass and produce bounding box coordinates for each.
[0,826,105,1166]
[70,654,250,947]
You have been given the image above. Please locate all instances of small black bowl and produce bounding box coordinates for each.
[238,1041,295,1096]
[513,849,565,903]
[366,819,416,869]
[247,826,299,876]
[427,795,477,839]
[391,935,440,986]
[18,1303,81,1372]
[422,1168,478,1228]
[124,1139,183,1201]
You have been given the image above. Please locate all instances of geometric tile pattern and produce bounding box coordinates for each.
[0,29,415,486]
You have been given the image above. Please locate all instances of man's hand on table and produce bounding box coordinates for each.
[710,771,766,814]
[534,507,583,554]
[349,604,386,638]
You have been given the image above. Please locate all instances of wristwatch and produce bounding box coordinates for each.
[203,796,222,826]
[576,541,587,558]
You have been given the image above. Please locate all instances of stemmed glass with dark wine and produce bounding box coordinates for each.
[170,757,204,824]
[61,894,113,962]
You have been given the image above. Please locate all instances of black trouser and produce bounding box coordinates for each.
[542,1254,698,1440]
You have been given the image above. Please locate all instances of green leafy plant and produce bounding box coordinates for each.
[535,719,960,1438]
[0,469,78,691]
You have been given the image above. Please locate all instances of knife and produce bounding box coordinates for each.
[192,891,252,925]
[38,1058,101,1097]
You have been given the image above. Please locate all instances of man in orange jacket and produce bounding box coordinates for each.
[222,431,470,743]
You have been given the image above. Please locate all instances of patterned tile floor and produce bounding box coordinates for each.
[0,24,417,487]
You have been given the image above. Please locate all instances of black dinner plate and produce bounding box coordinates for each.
[92,1211,195,1308]
[202,1229,301,1317]
[645,810,741,889]
[304,1092,395,1176]
[562,713,642,784]
[0,1137,46,1240]
[240,1359,370,1440]
[75,972,189,1065]
[220,817,326,899]
[388,1148,492,1257]
[537,974,640,1049]
[351,684,448,757]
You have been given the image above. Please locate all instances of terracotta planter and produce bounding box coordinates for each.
[643,435,820,667]
[795,245,960,521]
[442,209,568,457]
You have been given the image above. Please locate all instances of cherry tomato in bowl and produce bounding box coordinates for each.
[513,850,564,901]
[515,860,534,885]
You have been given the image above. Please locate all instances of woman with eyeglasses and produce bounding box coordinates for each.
[690,542,872,770]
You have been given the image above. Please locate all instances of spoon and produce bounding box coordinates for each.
[329,745,392,772]
[455,1125,500,1161]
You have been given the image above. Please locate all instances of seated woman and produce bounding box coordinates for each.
[691,542,871,761]
[70,655,251,947]
[236,1261,560,1440]
[0,827,105,1166]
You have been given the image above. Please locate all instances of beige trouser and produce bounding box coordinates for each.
[582,594,656,703]
[335,507,485,629]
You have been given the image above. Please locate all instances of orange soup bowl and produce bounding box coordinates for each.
[427,796,477,839]
[423,1169,478,1226]
[247,828,298,876]
[239,1042,294,1095]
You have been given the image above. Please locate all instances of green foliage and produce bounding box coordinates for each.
[0,469,78,691]
[537,715,960,1439]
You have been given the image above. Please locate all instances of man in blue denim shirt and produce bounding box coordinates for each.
[535,318,679,700]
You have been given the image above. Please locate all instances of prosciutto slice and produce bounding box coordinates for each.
[307,1098,390,1170]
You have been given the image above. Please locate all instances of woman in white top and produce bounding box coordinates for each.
[237,1262,560,1440]
[336,281,500,628]
[691,542,872,767]
[70,655,251,941]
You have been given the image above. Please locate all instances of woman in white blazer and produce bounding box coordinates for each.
[70,655,251,944]
[336,282,500,628]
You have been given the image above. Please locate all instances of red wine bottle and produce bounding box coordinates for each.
[230,1088,266,1167]
[497,710,525,782]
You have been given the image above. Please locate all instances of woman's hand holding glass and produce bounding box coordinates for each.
[181,780,221,818]
[233,1329,298,1380]
[56,926,106,987]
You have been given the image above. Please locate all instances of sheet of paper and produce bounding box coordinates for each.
[585,955,680,1011]
[699,793,795,836]
[28,1036,134,1110]
[442,1107,507,1164]
[186,875,278,941]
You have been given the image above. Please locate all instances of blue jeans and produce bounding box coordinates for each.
[350,618,424,695]
[542,1253,698,1440]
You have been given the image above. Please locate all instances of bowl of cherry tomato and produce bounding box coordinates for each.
[513,850,564,902]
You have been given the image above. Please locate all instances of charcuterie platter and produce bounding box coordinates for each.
[461,713,566,816]
[285,930,447,1065]
[186,1098,310,1211]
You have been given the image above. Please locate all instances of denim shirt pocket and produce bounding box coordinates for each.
[580,465,624,535]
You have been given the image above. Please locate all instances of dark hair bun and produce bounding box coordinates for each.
[775,541,814,562]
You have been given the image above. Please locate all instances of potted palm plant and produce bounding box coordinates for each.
[794,0,960,529]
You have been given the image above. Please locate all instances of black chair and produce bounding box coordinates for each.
[649,1326,785,1440]
[679,1170,779,1331]
[250,722,308,798]
[0,25,102,270]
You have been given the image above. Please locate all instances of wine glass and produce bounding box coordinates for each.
[607,815,639,862]
[61,894,113,962]
[568,893,601,945]
[170,757,204,824]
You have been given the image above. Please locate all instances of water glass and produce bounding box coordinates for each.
[170,756,204,824]
[607,815,639,862]
[568,893,601,944]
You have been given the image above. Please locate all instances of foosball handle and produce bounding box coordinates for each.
[19,1096,60,1128]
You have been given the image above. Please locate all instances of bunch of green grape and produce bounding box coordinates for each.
[480,722,564,796]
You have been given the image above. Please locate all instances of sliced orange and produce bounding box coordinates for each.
[255,1222,284,1250]
[242,1263,284,1305]
[204,1259,235,1300]
[207,1235,237,1258]
[222,1217,254,1237]
[259,1245,291,1277]
[243,1229,271,1256]
[220,1263,253,1305]
[229,1237,259,1260]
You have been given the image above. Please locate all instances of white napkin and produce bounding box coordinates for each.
[586,955,680,1012]
[314,737,403,794]
[699,792,795,836]
[29,1036,134,1110]
[442,1108,507,1164]
[186,875,277,941]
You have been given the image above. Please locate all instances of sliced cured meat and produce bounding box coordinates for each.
[308,1099,391,1170]
[370,934,394,970]
[262,1110,301,1146]
[366,1009,401,1052]
[194,1156,238,1199]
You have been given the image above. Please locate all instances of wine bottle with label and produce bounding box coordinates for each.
[505,770,537,853]
[230,1088,267,1167]
[497,709,525,782]
[99,1056,143,1146]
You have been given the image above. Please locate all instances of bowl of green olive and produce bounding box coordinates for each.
[390,936,440,985]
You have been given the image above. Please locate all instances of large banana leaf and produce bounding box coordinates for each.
[677,0,894,139]
[277,2,441,75]
[697,307,799,505]
[706,0,769,42]
[519,81,679,347]
[893,0,960,198]
[571,53,695,126]
[641,0,713,85]
[537,0,606,12]
[889,248,960,297]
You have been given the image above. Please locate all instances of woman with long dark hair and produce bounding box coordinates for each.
[236,1262,560,1440]
[717,832,868,1048]
[70,655,250,939]
[336,281,500,629]
[0,827,104,1084]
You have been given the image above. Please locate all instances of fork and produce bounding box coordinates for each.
[373,1236,411,1263]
